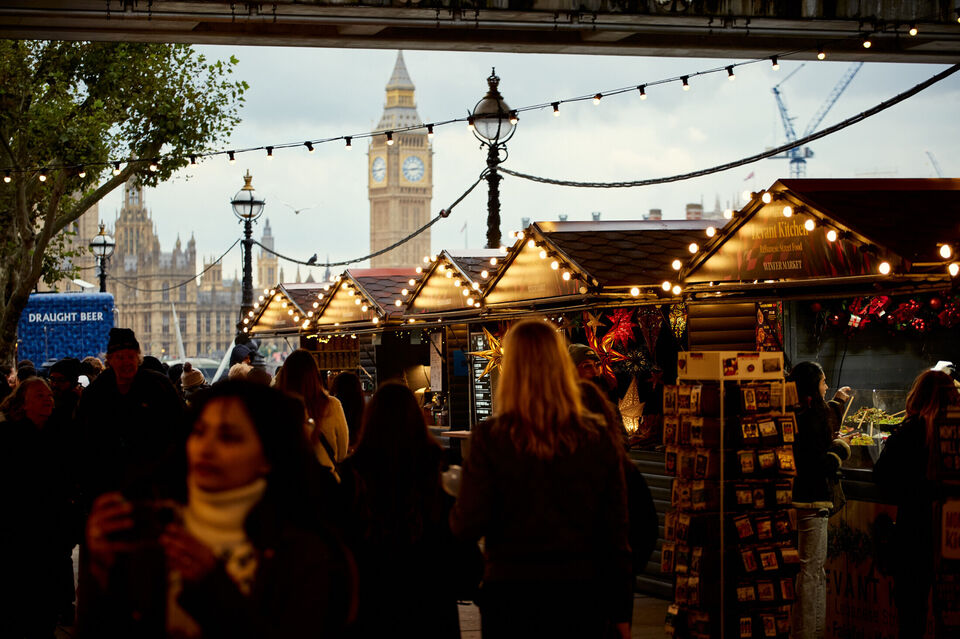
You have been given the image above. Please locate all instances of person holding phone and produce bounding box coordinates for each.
[786,361,852,639]
[82,381,355,638]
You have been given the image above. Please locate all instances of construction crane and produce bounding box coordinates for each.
[769,62,864,178]
[926,151,944,178]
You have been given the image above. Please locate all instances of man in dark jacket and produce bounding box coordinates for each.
[76,328,186,507]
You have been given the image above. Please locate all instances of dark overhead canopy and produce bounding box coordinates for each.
[1,1,959,63]
[779,178,960,264]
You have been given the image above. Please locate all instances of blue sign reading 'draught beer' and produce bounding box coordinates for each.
[18,293,115,363]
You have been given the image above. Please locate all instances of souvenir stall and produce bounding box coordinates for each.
[671,178,960,638]
[306,267,424,391]
[402,249,504,430]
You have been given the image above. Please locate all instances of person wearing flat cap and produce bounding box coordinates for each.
[568,344,602,383]
[75,328,185,508]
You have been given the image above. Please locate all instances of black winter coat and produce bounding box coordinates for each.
[451,414,632,622]
[874,415,936,579]
[79,498,357,639]
[76,367,185,506]
[337,453,473,639]
[0,417,76,633]
[792,399,846,509]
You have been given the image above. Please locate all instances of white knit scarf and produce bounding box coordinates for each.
[167,478,267,638]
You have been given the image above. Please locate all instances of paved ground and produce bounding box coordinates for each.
[58,545,670,638]
[458,593,669,638]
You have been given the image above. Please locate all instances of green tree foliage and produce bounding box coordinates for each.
[0,41,246,364]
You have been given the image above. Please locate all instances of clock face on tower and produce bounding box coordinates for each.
[371,156,386,182]
[402,156,425,182]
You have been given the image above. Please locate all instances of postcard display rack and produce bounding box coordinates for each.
[662,351,800,639]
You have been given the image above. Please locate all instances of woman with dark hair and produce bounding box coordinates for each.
[338,382,470,638]
[0,378,72,636]
[330,371,365,451]
[451,319,631,638]
[875,369,959,636]
[275,349,349,469]
[786,361,852,639]
[82,381,356,638]
[579,381,659,604]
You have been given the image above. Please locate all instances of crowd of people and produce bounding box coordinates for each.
[2,320,953,638]
[0,320,658,639]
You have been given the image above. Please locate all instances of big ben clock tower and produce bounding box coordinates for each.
[369,51,433,268]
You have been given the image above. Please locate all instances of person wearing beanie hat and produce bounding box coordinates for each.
[75,327,184,507]
[180,362,209,403]
[568,343,602,382]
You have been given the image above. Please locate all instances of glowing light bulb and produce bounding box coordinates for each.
[940,244,953,259]
[489,258,497,266]
[562,272,571,281]
[539,250,547,259]
[826,229,838,242]
[724,209,734,219]
[761,192,773,204]
[879,261,891,275]
[688,243,699,254]
[408,279,416,286]
[672,285,682,295]
[394,299,402,306]
[672,259,682,270]
[551,261,559,270]
[662,281,671,292]
[472,282,480,290]
[804,219,816,232]
[949,263,959,277]
[742,190,753,202]
[706,227,716,238]
[481,270,489,278]
[361,305,368,312]
[630,287,640,297]
[782,206,793,218]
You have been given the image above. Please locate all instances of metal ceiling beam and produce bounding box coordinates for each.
[0,1,959,63]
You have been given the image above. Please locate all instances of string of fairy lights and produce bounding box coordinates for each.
[1,35,940,181]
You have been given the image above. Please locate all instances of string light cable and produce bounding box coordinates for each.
[498,63,959,188]
[109,238,240,292]
[252,170,489,268]
[1,45,854,178]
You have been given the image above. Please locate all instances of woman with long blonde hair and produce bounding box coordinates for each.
[451,318,631,638]
[875,369,959,636]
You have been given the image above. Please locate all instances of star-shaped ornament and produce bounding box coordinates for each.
[467,327,503,379]
[584,311,604,332]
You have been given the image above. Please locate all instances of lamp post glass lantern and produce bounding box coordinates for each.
[89,222,115,293]
[231,170,265,333]
[472,68,517,250]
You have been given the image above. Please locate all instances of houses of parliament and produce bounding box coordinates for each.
[46,51,432,359]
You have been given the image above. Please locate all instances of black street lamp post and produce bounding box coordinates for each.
[89,222,115,293]
[472,68,517,250]
[231,170,265,335]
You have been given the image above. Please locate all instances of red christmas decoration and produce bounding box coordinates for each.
[585,324,629,387]
[929,296,943,311]
[605,308,637,350]
[939,302,960,329]
[811,302,823,313]
[828,314,841,326]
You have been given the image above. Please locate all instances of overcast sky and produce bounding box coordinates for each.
[98,47,958,283]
